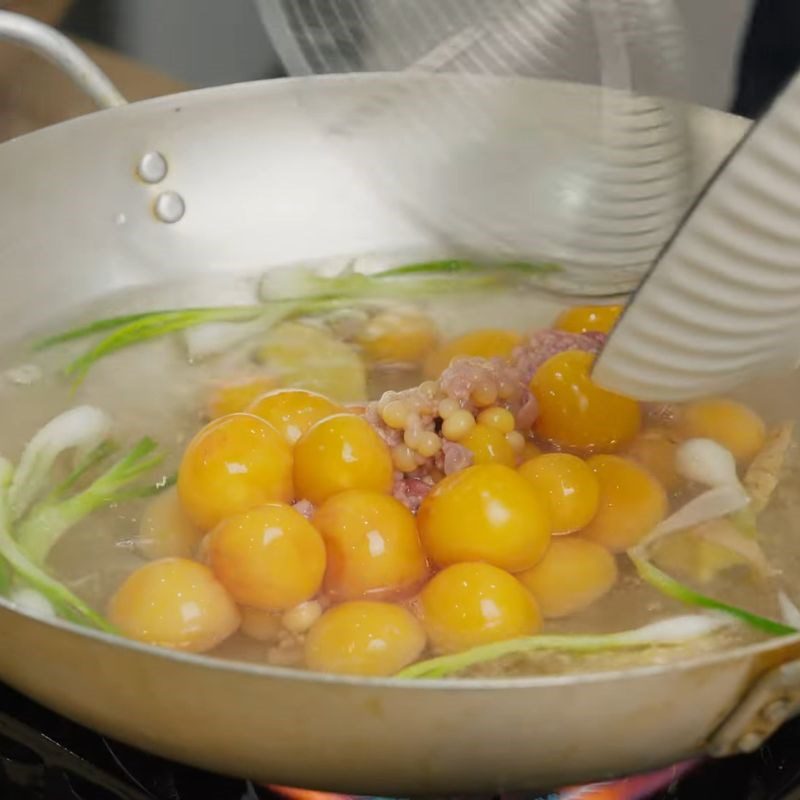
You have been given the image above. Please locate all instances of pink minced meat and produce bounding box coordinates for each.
[393,476,434,513]
[438,441,473,476]
[511,329,605,384]
[364,327,607,505]
[363,403,404,448]
[292,499,315,519]
[438,356,523,409]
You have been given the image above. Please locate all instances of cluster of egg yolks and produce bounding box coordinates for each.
[518,537,618,618]
[674,397,766,464]
[554,304,623,335]
[108,558,240,652]
[626,428,683,492]
[518,453,600,534]
[293,413,394,505]
[313,490,428,600]
[417,464,550,572]
[420,562,541,653]
[531,350,641,452]
[357,307,439,365]
[423,328,523,379]
[461,424,516,467]
[177,413,293,530]
[137,486,203,560]
[247,388,342,445]
[209,503,326,610]
[305,601,426,676]
[581,455,668,553]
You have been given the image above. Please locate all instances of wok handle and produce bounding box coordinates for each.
[0,10,126,110]
[708,657,800,757]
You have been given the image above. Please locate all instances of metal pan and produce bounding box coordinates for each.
[1,11,798,797]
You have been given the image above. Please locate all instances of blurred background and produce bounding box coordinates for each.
[58,0,752,107]
[0,0,771,142]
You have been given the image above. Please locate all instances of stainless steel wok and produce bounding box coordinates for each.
[1,11,799,797]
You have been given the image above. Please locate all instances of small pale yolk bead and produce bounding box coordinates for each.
[392,444,419,473]
[518,453,600,534]
[471,380,498,408]
[506,430,527,455]
[418,464,551,572]
[442,410,476,442]
[438,398,460,419]
[674,397,766,464]
[518,537,618,618]
[381,400,410,430]
[478,406,516,434]
[108,558,240,653]
[246,388,342,445]
[137,486,203,560]
[404,428,422,450]
[177,413,294,531]
[305,601,426,676]
[314,489,428,600]
[415,431,442,458]
[294,413,394,505]
[240,607,282,642]
[581,455,668,553]
[420,562,541,654]
[498,376,519,401]
[207,375,280,419]
[461,424,516,467]
[209,503,326,610]
[419,380,439,399]
[282,600,323,634]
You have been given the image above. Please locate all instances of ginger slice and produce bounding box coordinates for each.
[744,421,795,513]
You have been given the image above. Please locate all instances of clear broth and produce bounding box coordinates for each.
[0,275,795,675]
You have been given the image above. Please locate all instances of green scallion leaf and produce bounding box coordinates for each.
[631,556,796,636]
[397,615,731,679]
[61,306,265,383]
[33,311,186,351]
[17,437,164,565]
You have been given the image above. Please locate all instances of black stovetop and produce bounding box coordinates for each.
[2,681,800,800]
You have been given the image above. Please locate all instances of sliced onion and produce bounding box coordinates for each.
[693,518,773,577]
[9,406,112,520]
[638,484,750,555]
[620,614,733,644]
[8,586,57,621]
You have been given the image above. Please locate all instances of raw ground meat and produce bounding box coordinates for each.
[511,329,605,384]
[292,499,315,519]
[363,326,609,511]
[392,475,435,513]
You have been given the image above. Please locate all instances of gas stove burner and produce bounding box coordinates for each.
[2,682,800,800]
[270,766,697,800]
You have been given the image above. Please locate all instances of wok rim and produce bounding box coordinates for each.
[0,71,772,694]
[2,594,796,690]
